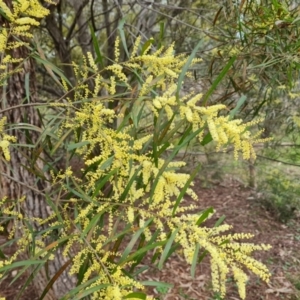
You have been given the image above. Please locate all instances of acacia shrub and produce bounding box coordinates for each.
[0,1,273,299]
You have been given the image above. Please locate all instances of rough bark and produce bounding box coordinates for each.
[0,4,75,299]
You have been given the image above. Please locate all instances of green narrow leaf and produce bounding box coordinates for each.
[92,168,118,198]
[128,234,146,270]
[77,254,90,287]
[214,215,226,227]
[45,193,64,224]
[229,94,247,120]
[0,249,6,259]
[198,250,208,263]
[158,119,185,144]
[191,243,200,278]
[0,238,19,250]
[67,177,92,202]
[124,292,147,299]
[0,260,44,273]
[200,132,212,146]
[141,38,154,55]
[9,264,31,286]
[159,21,165,48]
[25,72,30,102]
[67,141,90,151]
[131,97,145,128]
[252,97,267,119]
[196,207,214,226]
[118,18,129,58]
[141,281,173,289]
[119,166,141,202]
[60,276,101,299]
[89,23,104,68]
[32,54,72,87]
[202,56,237,105]
[119,218,153,264]
[80,212,103,239]
[129,229,160,271]
[70,284,111,300]
[131,266,149,277]
[160,243,180,265]
[103,223,133,247]
[247,57,282,70]
[176,40,203,102]
[152,109,167,164]
[151,250,161,264]
[158,228,179,270]
[172,163,202,216]
[50,128,73,155]
[120,240,166,266]
[16,264,44,300]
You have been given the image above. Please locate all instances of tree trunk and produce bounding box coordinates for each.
[0,4,75,299]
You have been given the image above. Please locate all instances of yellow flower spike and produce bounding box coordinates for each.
[0,29,8,52]
[131,36,141,58]
[114,36,120,62]
[139,75,153,97]
[19,0,30,12]
[127,207,134,223]
[87,52,98,72]
[207,118,219,142]
[14,17,40,26]
[153,98,162,109]
[0,140,12,160]
[0,1,14,20]
[0,117,16,161]
[109,76,116,95]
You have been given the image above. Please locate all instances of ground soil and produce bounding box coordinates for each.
[1,177,300,300]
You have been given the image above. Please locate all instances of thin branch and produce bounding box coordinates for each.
[0,103,50,114]
[256,154,300,167]
[66,0,89,42]
[90,0,97,32]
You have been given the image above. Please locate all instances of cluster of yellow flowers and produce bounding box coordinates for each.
[172,219,271,298]
[68,245,154,300]
[0,0,51,80]
[0,117,16,161]
[149,85,270,159]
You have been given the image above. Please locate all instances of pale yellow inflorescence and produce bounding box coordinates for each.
[0,117,16,161]
[0,0,51,82]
